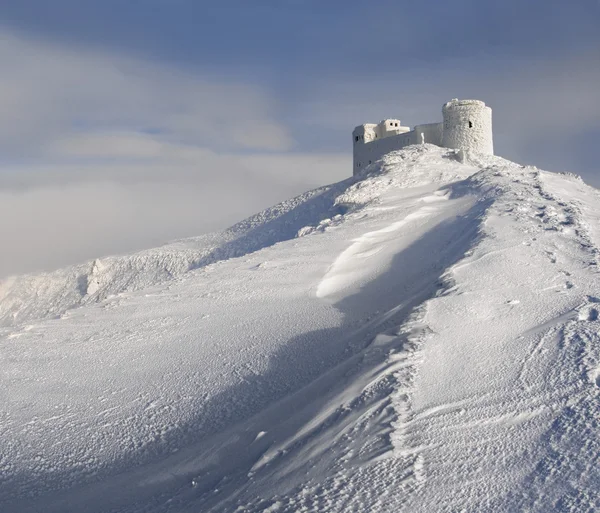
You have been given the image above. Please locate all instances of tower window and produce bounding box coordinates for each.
[469,121,473,128]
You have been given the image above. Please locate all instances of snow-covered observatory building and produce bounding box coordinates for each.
[353,99,493,174]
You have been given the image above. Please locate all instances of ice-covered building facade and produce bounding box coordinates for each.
[353,99,493,174]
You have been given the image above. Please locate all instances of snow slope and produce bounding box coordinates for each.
[1,145,600,512]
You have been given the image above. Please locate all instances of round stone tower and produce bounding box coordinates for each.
[441,99,493,155]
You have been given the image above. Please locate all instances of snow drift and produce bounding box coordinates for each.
[1,145,599,512]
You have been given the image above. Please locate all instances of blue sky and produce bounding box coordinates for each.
[0,0,599,276]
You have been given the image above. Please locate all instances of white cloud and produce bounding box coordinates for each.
[0,29,294,154]
[0,29,349,277]
[47,132,169,159]
[0,150,350,277]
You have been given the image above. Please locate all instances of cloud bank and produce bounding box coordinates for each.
[0,30,349,278]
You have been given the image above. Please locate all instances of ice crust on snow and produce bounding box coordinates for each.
[1,145,600,512]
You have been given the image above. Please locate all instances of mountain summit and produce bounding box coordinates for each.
[2,145,600,512]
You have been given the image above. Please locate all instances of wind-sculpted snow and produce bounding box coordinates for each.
[1,145,600,512]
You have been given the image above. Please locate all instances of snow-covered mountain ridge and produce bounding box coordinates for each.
[2,145,600,512]
[0,146,480,327]
[0,181,345,327]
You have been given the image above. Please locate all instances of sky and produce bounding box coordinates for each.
[0,0,599,277]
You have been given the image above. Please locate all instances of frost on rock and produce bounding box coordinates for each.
[84,259,103,296]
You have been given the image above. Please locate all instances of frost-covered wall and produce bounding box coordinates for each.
[441,99,493,155]
[353,99,493,175]
[414,123,443,147]
[352,119,412,172]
